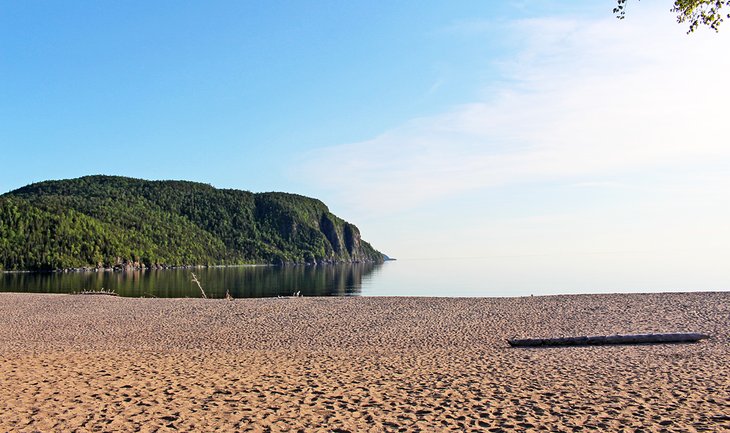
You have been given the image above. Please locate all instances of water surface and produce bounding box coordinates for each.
[2,255,728,298]
[0,264,377,298]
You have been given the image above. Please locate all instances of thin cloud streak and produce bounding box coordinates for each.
[297,6,730,216]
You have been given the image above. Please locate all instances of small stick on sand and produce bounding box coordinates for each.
[191,273,207,299]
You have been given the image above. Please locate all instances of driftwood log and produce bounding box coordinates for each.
[508,333,709,348]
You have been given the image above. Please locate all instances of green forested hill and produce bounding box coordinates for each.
[0,176,384,271]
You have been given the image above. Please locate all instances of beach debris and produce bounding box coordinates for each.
[76,288,118,296]
[190,272,207,299]
[508,332,710,347]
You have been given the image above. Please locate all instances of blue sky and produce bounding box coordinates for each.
[2,1,729,285]
[1,0,594,192]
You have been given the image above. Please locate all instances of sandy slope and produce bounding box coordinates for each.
[0,292,728,432]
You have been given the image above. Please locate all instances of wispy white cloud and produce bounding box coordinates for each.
[296,5,730,216]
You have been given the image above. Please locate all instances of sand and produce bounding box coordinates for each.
[0,292,728,432]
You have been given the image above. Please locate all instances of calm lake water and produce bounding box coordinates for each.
[1,256,728,298]
[0,264,377,298]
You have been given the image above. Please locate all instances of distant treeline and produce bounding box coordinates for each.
[0,176,384,271]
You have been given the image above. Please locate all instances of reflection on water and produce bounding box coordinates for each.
[3,256,725,298]
[0,264,382,298]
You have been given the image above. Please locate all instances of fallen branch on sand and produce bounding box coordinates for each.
[76,288,118,296]
[508,333,710,347]
[277,290,302,299]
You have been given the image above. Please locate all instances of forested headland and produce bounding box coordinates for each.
[0,176,384,271]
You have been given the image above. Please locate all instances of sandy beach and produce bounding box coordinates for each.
[0,292,728,432]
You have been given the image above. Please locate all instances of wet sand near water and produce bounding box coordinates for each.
[0,292,728,432]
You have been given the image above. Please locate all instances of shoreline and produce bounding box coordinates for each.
[1,260,386,274]
[1,292,728,431]
[0,288,727,300]
[0,288,728,295]
[1,263,274,274]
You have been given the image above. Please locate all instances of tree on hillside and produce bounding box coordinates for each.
[615,0,730,32]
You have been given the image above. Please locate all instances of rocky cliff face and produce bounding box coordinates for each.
[319,214,342,254]
[316,214,372,264]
